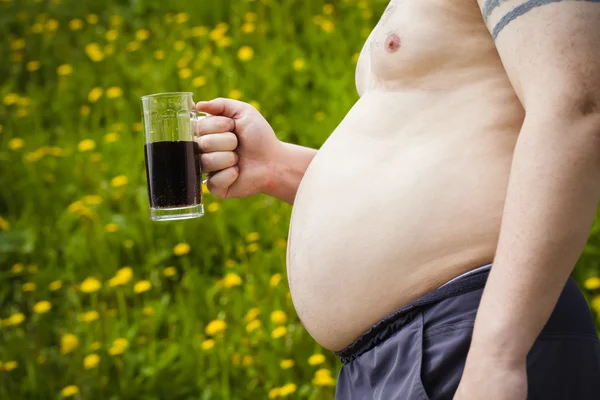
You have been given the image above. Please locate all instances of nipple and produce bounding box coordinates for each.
[385,33,401,53]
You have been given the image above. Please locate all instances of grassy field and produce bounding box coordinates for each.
[1,0,599,398]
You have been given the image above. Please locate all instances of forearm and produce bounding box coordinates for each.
[264,141,317,204]
[469,111,600,363]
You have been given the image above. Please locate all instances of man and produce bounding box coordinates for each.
[195,0,600,398]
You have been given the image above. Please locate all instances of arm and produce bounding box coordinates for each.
[265,142,317,204]
[458,0,600,396]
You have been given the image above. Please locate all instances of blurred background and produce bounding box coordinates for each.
[0,0,599,399]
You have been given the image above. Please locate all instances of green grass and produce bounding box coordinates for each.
[0,0,599,398]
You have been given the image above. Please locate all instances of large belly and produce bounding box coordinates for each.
[288,89,523,350]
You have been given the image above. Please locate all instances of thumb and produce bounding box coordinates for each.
[196,98,248,119]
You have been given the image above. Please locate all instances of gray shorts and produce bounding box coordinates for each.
[334,266,600,400]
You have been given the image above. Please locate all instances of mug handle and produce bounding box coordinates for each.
[192,110,209,186]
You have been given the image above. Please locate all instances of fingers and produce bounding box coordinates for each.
[206,166,239,198]
[196,116,235,136]
[197,132,238,153]
[196,98,251,119]
[200,151,238,173]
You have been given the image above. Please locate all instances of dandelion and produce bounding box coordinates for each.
[68,19,83,30]
[271,326,287,339]
[26,61,40,72]
[201,339,215,350]
[61,385,79,397]
[110,175,128,188]
[108,266,133,287]
[12,263,23,273]
[142,307,154,316]
[268,388,281,399]
[222,273,242,288]
[90,342,102,351]
[23,282,36,292]
[163,266,177,277]
[207,202,220,212]
[85,43,104,62]
[134,280,152,294]
[584,277,600,290]
[242,355,253,366]
[126,41,141,52]
[104,44,115,55]
[175,12,189,24]
[245,307,261,322]
[228,89,242,100]
[293,58,306,71]
[0,216,10,231]
[8,138,24,150]
[308,353,326,365]
[321,20,335,33]
[246,320,261,333]
[3,93,18,106]
[86,14,99,24]
[45,19,59,32]
[270,274,283,288]
[173,242,191,256]
[136,29,150,41]
[280,359,295,369]
[244,12,257,22]
[132,122,142,132]
[57,64,73,76]
[205,319,227,336]
[33,300,51,314]
[31,23,43,34]
[60,334,79,354]
[3,361,18,371]
[84,353,100,369]
[80,105,91,116]
[77,139,96,152]
[209,28,225,41]
[237,46,254,61]
[5,312,25,326]
[80,277,101,293]
[179,68,192,79]
[247,243,260,253]
[242,23,255,33]
[323,4,334,14]
[154,50,165,60]
[191,26,208,36]
[106,87,122,99]
[271,310,287,325]
[49,280,62,291]
[225,259,236,268]
[79,310,99,323]
[174,40,185,51]
[82,195,102,206]
[217,36,232,48]
[312,368,335,386]
[108,338,129,355]
[88,87,103,103]
[352,52,360,64]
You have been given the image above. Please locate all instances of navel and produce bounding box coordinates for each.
[385,33,401,53]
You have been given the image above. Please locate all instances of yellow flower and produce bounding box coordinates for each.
[280,359,295,369]
[80,105,91,116]
[108,338,129,355]
[270,310,287,325]
[126,41,141,52]
[308,353,326,366]
[86,14,99,24]
[105,29,118,41]
[244,12,257,22]
[3,361,18,371]
[173,242,191,256]
[45,19,59,32]
[80,277,101,293]
[242,355,253,366]
[132,122,142,132]
[60,334,79,354]
[77,139,96,152]
[222,273,242,288]
[293,58,305,71]
[85,43,104,62]
[584,277,600,290]
[84,353,100,369]
[209,28,225,41]
[225,259,236,268]
[201,339,215,350]
[5,312,25,326]
[49,280,62,291]
[79,310,99,323]
[247,243,260,253]
[246,232,260,242]
[8,138,24,150]
[175,12,189,24]
[57,64,73,76]
[237,46,254,61]
[323,4,334,14]
[205,319,227,336]
[321,20,335,33]
[276,238,287,248]
[142,307,154,316]
[26,61,40,72]
[12,263,23,273]
[312,368,335,386]
[134,280,152,294]
[136,29,150,41]
[245,307,261,322]
[108,266,133,287]
[88,87,103,103]
[271,326,287,339]
[154,50,165,60]
[23,282,36,292]
[163,266,177,277]
[3,93,18,105]
[89,342,102,351]
[246,320,261,333]
[83,195,102,205]
[68,19,83,30]
[33,300,51,314]
[179,68,192,79]
[192,26,208,36]
[207,202,220,212]
[268,388,280,399]
[174,40,185,51]
[242,23,255,33]
[231,352,241,365]
[280,383,297,396]
[61,385,79,397]
[106,87,122,99]
[270,273,282,287]
[0,216,10,231]
[110,175,129,188]
[202,183,210,194]
[103,133,119,143]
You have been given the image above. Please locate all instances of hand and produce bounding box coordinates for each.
[454,355,527,400]
[195,98,282,199]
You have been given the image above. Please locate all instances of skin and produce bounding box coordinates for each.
[196,0,600,398]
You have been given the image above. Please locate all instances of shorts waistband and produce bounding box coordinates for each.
[334,265,492,364]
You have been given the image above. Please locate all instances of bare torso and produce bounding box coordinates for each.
[288,0,526,351]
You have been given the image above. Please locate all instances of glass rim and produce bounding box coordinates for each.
[141,92,193,100]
